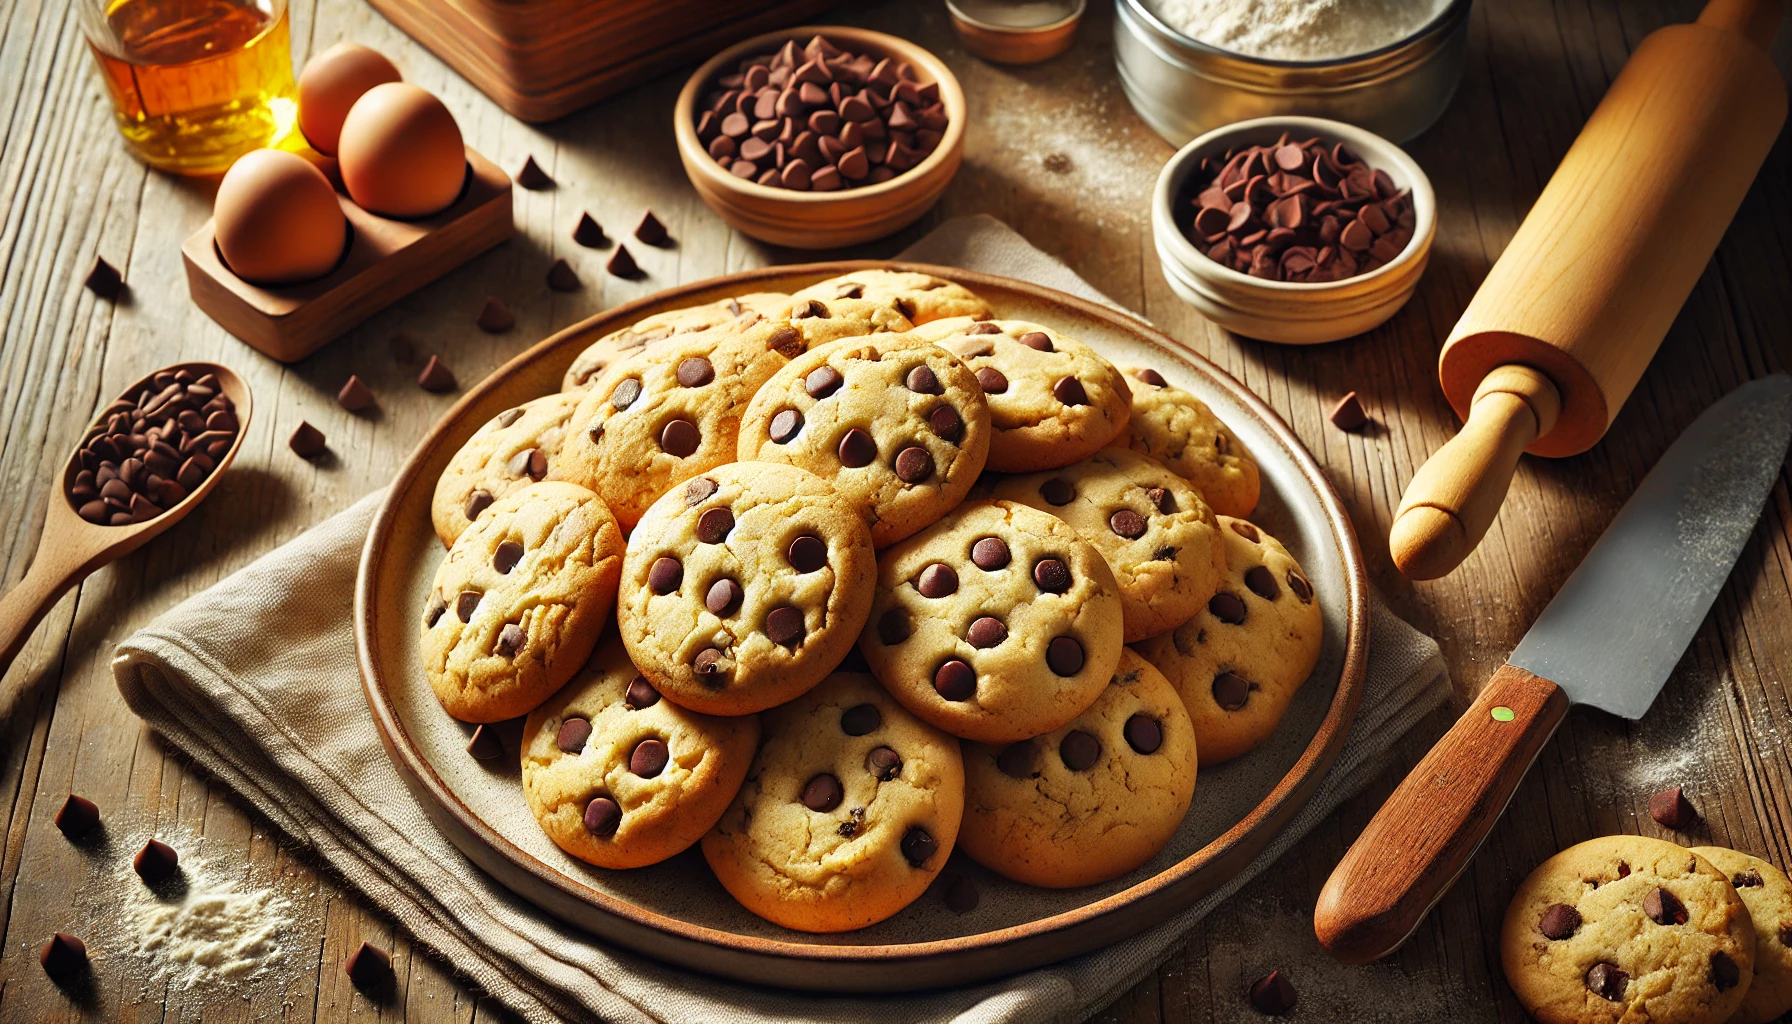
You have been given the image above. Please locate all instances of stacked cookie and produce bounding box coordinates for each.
[420,269,1325,932]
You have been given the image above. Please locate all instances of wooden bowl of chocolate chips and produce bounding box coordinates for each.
[675,26,965,249]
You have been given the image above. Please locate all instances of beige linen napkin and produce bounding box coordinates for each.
[114,217,1450,1024]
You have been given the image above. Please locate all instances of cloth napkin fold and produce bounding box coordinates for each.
[114,217,1450,1024]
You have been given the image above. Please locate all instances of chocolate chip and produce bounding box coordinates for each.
[85,255,122,299]
[1781,924,1792,948]
[134,838,180,882]
[769,408,804,443]
[766,605,805,646]
[584,796,621,836]
[1017,331,1053,351]
[1110,509,1148,538]
[1249,971,1297,1015]
[996,742,1034,778]
[705,578,742,615]
[1245,565,1280,600]
[1330,391,1368,431]
[1644,886,1688,926]
[496,623,527,657]
[424,597,447,628]
[648,556,683,594]
[928,405,963,442]
[969,537,1009,571]
[1586,962,1628,1001]
[801,774,843,812]
[418,355,457,392]
[901,827,937,866]
[547,258,580,292]
[944,875,979,913]
[624,677,659,710]
[466,724,503,760]
[573,212,607,248]
[558,717,591,752]
[1046,636,1084,676]
[1286,571,1313,603]
[289,421,327,457]
[1213,671,1252,710]
[894,446,934,483]
[1538,903,1581,939]
[838,428,877,467]
[806,365,844,398]
[630,738,670,778]
[337,375,375,412]
[918,562,958,598]
[1710,950,1740,991]
[934,659,976,700]
[635,211,670,246]
[511,444,549,480]
[1209,592,1246,624]
[1034,558,1071,593]
[1059,729,1101,770]
[496,407,524,428]
[1648,787,1696,829]
[866,746,902,780]
[515,155,553,189]
[477,297,514,333]
[1733,869,1764,888]
[456,590,481,622]
[841,704,882,736]
[660,418,700,456]
[1124,714,1163,754]
[610,377,642,411]
[1133,367,1167,387]
[1040,479,1075,505]
[389,333,417,362]
[976,367,1008,394]
[1053,377,1088,406]
[878,609,913,645]
[684,478,719,507]
[344,941,392,991]
[783,534,825,573]
[766,324,803,357]
[963,616,1004,649]
[694,647,724,674]
[968,322,1003,335]
[906,365,941,393]
[55,795,100,840]
[697,507,734,543]
[1230,520,1260,542]
[677,356,714,387]
[40,932,87,982]
[607,245,640,278]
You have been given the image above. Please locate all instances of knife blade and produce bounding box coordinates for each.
[1314,374,1792,965]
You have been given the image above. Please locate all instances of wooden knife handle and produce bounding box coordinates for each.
[1314,663,1570,964]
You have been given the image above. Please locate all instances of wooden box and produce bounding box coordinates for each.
[364,0,837,123]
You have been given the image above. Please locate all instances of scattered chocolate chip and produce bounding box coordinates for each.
[456,590,481,621]
[928,405,963,442]
[1643,886,1688,926]
[1125,714,1163,754]
[1040,479,1075,505]
[1586,962,1628,1001]
[337,375,375,412]
[466,724,503,760]
[343,940,393,991]
[1133,367,1167,387]
[1330,391,1368,431]
[1046,636,1084,676]
[648,556,683,594]
[1110,509,1147,538]
[1249,970,1297,1015]
[418,355,456,392]
[55,795,100,840]
[918,562,958,598]
[134,838,180,883]
[971,536,1010,570]
[967,616,1007,649]
[557,717,591,753]
[660,418,701,456]
[630,738,670,778]
[389,333,417,362]
[997,741,1035,778]
[769,408,804,443]
[841,704,882,736]
[607,245,640,278]
[934,659,976,700]
[894,445,934,483]
[1648,787,1696,829]
[515,155,553,189]
[507,447,547,480]
[878,609,913,646]
[1059,730,1100,770]
[85,256,123,299]
[584,796,622,836]
[906,365,941,394]
[806,365,844,398]
[495,622,527,657]
[866,745,902,780]
[677,356,715,387]
[1034,558,1071,593]
[464,489,493,522]
[547,258,580,292]
[1053,376,1088,406]
[787,534,827,573]
[1230,520,1260,542]
[477,297,514,333]
[1209,592,1246,624]
[40,932,87,982]
[573,212,608,248]
[1287,571,1313,603]
[765,605,805,646]
[1244,565,1280,600]
[1539,903,1581,939]
[1017,331,1053,351]
[289,421,327,457]
[901,826,937,866]
[697,507,734,543]
[976,367,1008,394]
[635,211,670,246]
[801,773,843,812]
[492,540,525,573]
[705,578,743,615]
[1213,671,1252,710]
[944,874,979,913]
[611,377,642,411]
[838,428,877,467]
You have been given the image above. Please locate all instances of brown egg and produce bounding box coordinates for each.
[214,149,348,286]
[338,83,465,219]
[298,42,401,155]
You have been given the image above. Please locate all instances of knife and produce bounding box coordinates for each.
[1314,374,1792,964]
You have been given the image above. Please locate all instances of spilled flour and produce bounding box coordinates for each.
[127,855,292,990]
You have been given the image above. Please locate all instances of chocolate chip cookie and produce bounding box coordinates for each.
[1502,836,1756,1024]
[617,462,875,716]
[919,318,1132,473]
[522,636,759,869]
[561,292,792,390]
[431,392,581,547]
[738,335,992,548]
[958,649,1197,888]
[1119,366,1260,519]
[1690,847,1792,1024]
[778,293,917,349]
[858,499,1124,744]
[1133,516,1321,766]
[788,269,992,325]
[422,482,625,723]
[701,672,964,932]
[984,447,1226,643]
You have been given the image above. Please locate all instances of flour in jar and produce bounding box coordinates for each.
[1149,0,1450,61]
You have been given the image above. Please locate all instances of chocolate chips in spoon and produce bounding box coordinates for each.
[69,369,239,526]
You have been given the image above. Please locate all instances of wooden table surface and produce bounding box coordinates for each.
[0,0,1786,1020]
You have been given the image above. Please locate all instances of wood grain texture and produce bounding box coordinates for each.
[0,0,1783,1021]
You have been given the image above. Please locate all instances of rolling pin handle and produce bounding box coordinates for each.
[1390,365,1562,580]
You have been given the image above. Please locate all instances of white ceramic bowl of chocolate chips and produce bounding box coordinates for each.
[1152,115,1435,344]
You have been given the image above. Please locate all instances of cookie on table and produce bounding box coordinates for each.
[431,392,581,547]
[701,672,964,932]
[1133,516,1321,766]
[984,447,1225,643]
[617,462,875,717]
[561,292,791,390]
[521,636,758,869]
[422,482,625,723]
[1119,366,1260,519]
[552,318,807,530]
[858,499,1124,744]
[958,649,1196,888]
[788,269,992,325]
[1689,847,1792,1024]
[1501,836,1756,1024]
[738,335,992,548]
[919,317,1131,473]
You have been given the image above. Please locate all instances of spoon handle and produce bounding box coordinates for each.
[0,538,90,706]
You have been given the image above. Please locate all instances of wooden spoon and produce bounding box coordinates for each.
[0,362,253,683]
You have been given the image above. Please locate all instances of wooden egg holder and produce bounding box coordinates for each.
[181,146,514,363]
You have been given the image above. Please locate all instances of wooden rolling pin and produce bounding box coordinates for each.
[1389,0,1786,580]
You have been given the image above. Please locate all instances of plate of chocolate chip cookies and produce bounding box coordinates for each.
[355,262,1368,991]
